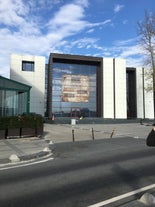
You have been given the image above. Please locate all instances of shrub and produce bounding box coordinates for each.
[0,115,43,130]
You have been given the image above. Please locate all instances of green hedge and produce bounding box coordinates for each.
[0,115,43,130]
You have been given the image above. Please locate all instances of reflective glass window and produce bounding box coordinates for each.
[51,62,97,117]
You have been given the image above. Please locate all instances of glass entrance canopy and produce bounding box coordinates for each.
[0,76,31,116]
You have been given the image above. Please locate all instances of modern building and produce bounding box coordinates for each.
[47,53,127,119]
[10,53,154,119]
[0,76,31,116]
[10,54,45,116]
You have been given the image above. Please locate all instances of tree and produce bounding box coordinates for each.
[137,11,155,117]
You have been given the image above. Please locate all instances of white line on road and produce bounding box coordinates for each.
[0,156,54,171]
[87,183,155,207]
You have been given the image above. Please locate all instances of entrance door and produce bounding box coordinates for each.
[126,68,137,118]
[70,107,81,117]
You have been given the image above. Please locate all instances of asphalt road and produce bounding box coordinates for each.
[0,137,155,207]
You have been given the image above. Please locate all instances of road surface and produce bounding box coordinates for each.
[0,137,155,207]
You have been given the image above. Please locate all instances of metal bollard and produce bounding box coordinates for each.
[92,128,95,140]
[110,128,115,138]
[72,129,75,142]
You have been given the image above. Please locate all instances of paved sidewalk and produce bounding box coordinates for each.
[43,122,152,143]
[0,137,50,165]
[0,122,153,166]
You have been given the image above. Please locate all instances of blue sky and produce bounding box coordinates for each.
[0,0,154,77]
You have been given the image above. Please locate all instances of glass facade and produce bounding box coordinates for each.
[0,90,27,116]
[0,76,31,117]
[51,62,97,117]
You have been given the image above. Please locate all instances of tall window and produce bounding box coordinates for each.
[52,62,97,117]
[22,61,34,72]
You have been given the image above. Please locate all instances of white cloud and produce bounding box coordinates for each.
[47,3,86,36]
[47,2,109,38]
[83,37,144,67]
[69,38,98,49]
[86,19,111,28]
[49,4,85,26]
[112,40,144,67]
[0,0,93,77]
[120,45,140,58]
[126,57,144,67]
[0,0,143,78]
[74,0,89,7]
[114,4,124,13]
[87,28,94,33]
[112,38,141,59]
[0,0,28,26]
[114,38,137,46]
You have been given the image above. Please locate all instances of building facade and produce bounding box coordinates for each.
[10,54,45,116]
[47,53,127,119]
[10,53,154,119]
[136,67,154,119]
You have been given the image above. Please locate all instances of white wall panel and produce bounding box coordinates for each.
[136,67,154,119]
[10,54,45,116]
[136,67,144,118]
[144,68,154,118]
[114,59,127,118]
[103,58,114,118]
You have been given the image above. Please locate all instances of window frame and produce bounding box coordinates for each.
[22,61,35,72]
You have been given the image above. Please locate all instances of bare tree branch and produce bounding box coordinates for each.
[137,10,155,91]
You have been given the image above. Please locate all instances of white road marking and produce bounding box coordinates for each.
[0,156,54,171]
[87,183,155,207]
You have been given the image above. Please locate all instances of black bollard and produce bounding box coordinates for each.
[110,128,115,138]
[72,129,75,142]
[92,128,95,140]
